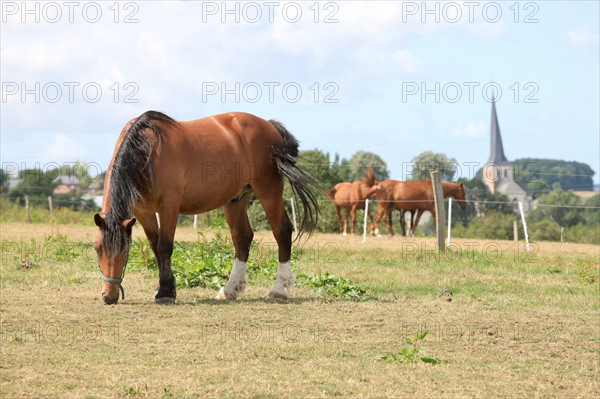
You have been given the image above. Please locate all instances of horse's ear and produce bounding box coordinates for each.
[94,214,104,228]
[122,218,136,230]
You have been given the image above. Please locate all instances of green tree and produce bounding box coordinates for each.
[453,211,515,240]
[528,189,585,228]
[348,151,389,181]
[458,178,513,226]
[527,179,550,199]
[584,194,600,226]
[408,151,458,181]
[331,153,352,183]
[0,169,8,194]
[513,158,595,192]
[9,169,57,203]
[298,150,344,186]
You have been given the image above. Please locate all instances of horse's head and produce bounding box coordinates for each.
[366,183,386,200]
[94,214,136,304]
[455,183,467,209]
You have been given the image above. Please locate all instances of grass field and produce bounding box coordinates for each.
[1,222,599,398]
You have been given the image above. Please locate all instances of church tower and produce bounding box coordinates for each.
[483,97,514,193]
[482,98,531,211]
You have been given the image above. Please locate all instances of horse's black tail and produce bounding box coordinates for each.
[269,120,321,240]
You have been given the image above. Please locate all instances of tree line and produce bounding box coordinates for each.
[1,152,598,244]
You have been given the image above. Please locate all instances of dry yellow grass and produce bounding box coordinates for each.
[1,222,599,398]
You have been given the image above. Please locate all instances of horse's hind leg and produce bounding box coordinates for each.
[335,205,343,234]
[398,210,407,237]
[216,197,254,300]
[343,208,349,236]
[254,181,294,301]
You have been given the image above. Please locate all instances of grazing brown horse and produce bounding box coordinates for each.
[94,111,319,304]
[369,179,466,236]
[328,168,376,235]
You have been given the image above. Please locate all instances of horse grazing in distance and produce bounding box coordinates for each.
[329,168,376,235]
[369,179,466,237]
[94,111,320,305]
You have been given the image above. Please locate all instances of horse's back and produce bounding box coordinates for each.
[144,112,284,214]
[332,181,363,208]
[181,112,280,140]
[390,180,434,210]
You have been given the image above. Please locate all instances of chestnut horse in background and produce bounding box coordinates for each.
[369,179,466,237]
[94,111,319,304]
[329,168,376,235]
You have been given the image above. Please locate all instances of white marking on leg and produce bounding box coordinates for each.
[155,212,161,229]
[267,261,294,300]
[215,258,248,300]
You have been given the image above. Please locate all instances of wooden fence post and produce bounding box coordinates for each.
[430,170,446,253]
[48,196,53,214]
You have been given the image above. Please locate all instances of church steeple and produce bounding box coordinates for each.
[487,97,510,165]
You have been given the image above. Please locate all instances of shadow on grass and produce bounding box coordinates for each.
[116,296,383,306]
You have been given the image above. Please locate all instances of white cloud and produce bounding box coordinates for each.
[452,121,486,138]
[391,50,423,75]
[567,25,600,47]
[41,133,87,162]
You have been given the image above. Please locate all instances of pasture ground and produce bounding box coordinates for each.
[1,222,599,398]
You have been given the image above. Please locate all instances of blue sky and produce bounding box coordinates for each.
[1,1,599,184]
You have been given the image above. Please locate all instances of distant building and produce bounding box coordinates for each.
[52,175,81,195]
[482,98,533,213]
[87,181,102,196]
[573,191,598,201]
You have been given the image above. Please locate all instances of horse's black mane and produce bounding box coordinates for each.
[103,111,178,255]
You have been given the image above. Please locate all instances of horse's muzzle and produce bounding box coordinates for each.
[102,292,119,305]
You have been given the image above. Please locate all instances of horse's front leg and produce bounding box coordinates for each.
[411,210,424,237]
[154,206,179,304]
[368,209,376,236]
[384,208,394,236]
[373,208,383,236]
[135,211,162,292]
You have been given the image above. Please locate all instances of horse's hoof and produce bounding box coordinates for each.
[264,291,288,302]
[155,297,176,305]
[215,287,237,301]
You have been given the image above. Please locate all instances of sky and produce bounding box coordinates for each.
[1,0,599,185]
